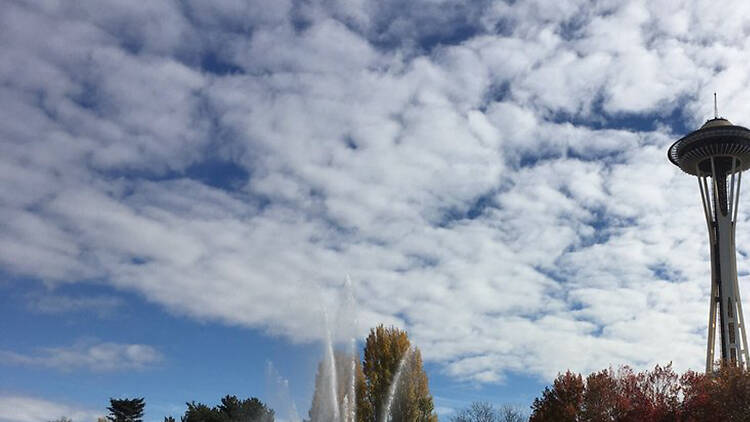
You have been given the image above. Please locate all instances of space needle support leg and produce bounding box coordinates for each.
[735,253,750,368]
[730,161,750,367]
[698,167,718,372]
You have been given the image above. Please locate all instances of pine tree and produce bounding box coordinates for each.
[181,396,274,422]
[107,398,145,422]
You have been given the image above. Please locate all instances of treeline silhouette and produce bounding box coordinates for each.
[97,395,273,422]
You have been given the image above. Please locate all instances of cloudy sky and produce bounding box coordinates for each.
[4,0,750,420]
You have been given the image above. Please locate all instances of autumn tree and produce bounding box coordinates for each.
[580,369,619,421]
[387,347,437,422]
[680,370,718,421]
[360,325,437,422]
[530,371,584,422]
[528,363,750,421]
[619,364,681,421]
[107,398,145,422]
[705,364,750,421]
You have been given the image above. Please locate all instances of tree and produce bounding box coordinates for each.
[181,396,274,422]
[709,364,750,421]
[450,402,524,422]
[680,370,717,421]
[164,417,176,422]
[450,401,497,422]
[219,396,274,422]
[531,363,722,422]
[529,371,583,422]
[107,398,145,422]
[497,405,526,422]
[49,418,72,422]
[580,369,619,421]
[360,325,437,422]
[182,402,222,422]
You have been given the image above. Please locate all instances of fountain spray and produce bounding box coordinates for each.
[381,347,412,422]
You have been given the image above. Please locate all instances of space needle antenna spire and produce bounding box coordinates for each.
[668,103,750,372]
[715,92,719,119]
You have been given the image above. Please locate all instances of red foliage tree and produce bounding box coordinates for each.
[680,370,717,421]
[530,371,584,422]
[529,363,750,422]
[712,364,750,421]
[580,369,619,421]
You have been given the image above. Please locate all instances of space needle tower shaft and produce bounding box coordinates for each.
[668,109,750,372]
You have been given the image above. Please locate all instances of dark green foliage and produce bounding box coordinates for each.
[181,395,274,422]
[182,402,223,422]
[164,417,176,422]
[107,398,145,422]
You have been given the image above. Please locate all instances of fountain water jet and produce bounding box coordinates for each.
[324,308,341,422]
[347,337,357,422]
[282,277,424,422]
[265,361,302,422]
[345,275,357,422]
[381,347,412,422]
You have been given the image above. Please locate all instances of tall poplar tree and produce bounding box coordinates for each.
[360,325,437,422]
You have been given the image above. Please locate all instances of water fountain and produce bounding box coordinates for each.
[380,347,412,422]
[265,361,301,422]
[267,277,414,422]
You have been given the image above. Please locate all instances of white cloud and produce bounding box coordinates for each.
[3,0,750,384]
[0,395,101,422]
[0,342,162,372]
[25,293,123,316]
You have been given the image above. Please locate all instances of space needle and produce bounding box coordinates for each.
[668,97,750,371]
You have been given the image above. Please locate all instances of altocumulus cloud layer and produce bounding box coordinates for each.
[4,0,750,383]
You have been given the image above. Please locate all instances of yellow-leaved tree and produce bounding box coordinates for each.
[360,325,437,422]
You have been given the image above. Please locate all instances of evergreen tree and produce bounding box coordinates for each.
[181,396,274,422]
[107,398,145,422]
[182,402,222,422]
